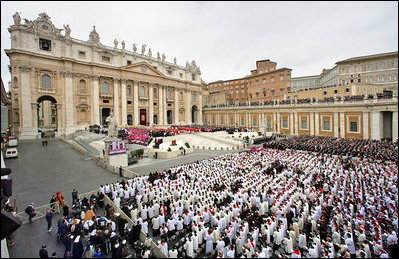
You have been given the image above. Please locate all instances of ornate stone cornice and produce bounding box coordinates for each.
[18,65,32,72]
[89,75,100,80]
[59,70,74,77]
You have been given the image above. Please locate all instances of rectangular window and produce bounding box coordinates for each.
[282,119,288,129]
[102,56,110,62]
[103,100,109,103]
[267,119,272,129]
[180,73,183,78]
[323,120,330,131]
[345,88,350,93]
[241,118,245,125]
[323,91,328,96]
[127,101,132,104]
[127,60,132,65]
[350,121,358,132]
[78,51,86,57]
[253,119,257,126]
[334,89,338,94]
[39,38,51,51]
[301,119,307,130]
[230,119,234,125]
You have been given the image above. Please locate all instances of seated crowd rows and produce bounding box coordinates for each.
[97,143,398,258]
[262,135,398,163]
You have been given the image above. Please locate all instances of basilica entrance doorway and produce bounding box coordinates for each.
[140,109,147,126]
[36,95,57,133]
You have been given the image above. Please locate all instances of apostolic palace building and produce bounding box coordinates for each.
[5,12,399,141]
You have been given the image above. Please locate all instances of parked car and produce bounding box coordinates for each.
[4,147,18,159]
[8,137,18,147]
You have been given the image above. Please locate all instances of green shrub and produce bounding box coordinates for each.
[130,149,144,158]
[179,146,184,150]
[185,142,190,148]
[167,148,172,152]
[258,132,262,136]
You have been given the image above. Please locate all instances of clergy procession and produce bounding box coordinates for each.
[98,139,398,258]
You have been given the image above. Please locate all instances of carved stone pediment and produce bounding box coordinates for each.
[17,12,63,38]
[121,62,165,77]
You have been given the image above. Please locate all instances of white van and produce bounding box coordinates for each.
[4,148,18,159]
[8,137,18,147]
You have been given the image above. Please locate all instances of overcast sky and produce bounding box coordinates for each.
[1,1,398,91]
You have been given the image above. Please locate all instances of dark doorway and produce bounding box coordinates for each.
[127,114,133,126]
[191,105,198,124]
[101,108,111,126]
[382,111,393,139]
[140,109,147,126]
[167,110,173,124]
[153,115,158,125]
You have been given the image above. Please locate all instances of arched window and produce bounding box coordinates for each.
[140,86,145,97]
[167,89,171,99]
[153,88,157,98]
[102,82,109,94]
[79,79,86,93]
[42,74,51,89]
[127,85,132,96]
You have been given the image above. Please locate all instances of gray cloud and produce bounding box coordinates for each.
[1,1,397,90]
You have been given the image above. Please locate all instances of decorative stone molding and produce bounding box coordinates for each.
[89,75,100,80]
[18,65,32,72]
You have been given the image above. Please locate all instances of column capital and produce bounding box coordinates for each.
[113,77,120,83]
[121,79,127,84]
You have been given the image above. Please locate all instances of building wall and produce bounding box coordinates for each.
[203,97,398,140]
[6,12,204,139]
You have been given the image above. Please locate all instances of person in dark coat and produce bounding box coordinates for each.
[39,244,49,258]
[111,242,122,258]
[46,210,53,232]
[72,189,78,205]
[63,202,69,218]
[72,236,84,258]
[62,233,73,257]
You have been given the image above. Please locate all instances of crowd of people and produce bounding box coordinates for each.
[263,135,398,163]
[97,143,398,258]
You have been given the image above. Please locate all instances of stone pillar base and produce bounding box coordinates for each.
[108,153,128,168]
[18,127,38,140]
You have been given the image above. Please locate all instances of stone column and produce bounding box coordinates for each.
[148,83,154,126]
[198,92,203,125]
[19,65,35,139]
[64,71,75,134]
[290,113,294,135]
[371,111,382,140]
[158,85,164,125]
[276,112,281,133]
[315,112,319,135]
[339,112,345,138]
[294,112,298,135]
[310,112,314,135]
[163,86,167,124]
[174,88,179,124]
[133,81,139,125]
[113,78,120,124]
[362,111,369,139]
[186,90,191,123]
[121,79,127,126]
[393,111,398,141]
[334,112,339,138]
[339,112,346,138]
[91,75,100,125]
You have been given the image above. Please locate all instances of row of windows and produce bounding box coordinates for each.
[341,60,398,74]
[209,115,360,133]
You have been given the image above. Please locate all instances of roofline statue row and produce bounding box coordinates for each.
[10,12,201,75]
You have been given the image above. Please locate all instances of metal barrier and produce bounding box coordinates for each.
[15,202,61,224]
